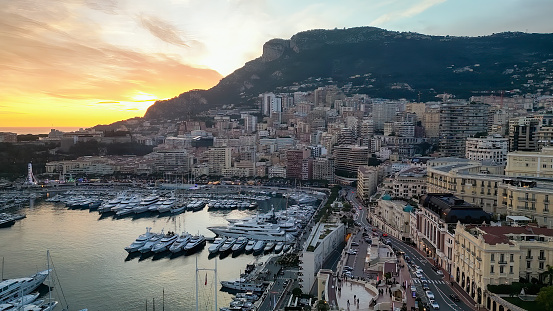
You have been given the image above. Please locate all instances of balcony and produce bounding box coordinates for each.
[498,260,507,264]
[476,256,482,262]
[539,256,546,261]
[526,256,533,259]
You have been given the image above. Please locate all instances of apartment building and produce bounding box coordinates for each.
[453,223,553,307]
[426,158,504,214]
[357,165,380,203]
[465,135,509,165]
[207,147,231,176]
[334,145,369,176]
[439,102,489,157]
[505,147,553,178]
[312,157,335,184]
[383,167,427,200]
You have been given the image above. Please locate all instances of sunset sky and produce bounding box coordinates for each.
[1,0,551,128]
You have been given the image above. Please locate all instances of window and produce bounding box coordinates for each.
[491,254,495,262]
[527,261,531,269]
[491,265,494,273]
[500,266,504,273]
[500,254,505,263]
[510,254,514,262]
[540,262,544,270]
[510,266,513,274]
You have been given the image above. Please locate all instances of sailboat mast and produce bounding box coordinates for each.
[214,258,217,311]
[195,256,198,311]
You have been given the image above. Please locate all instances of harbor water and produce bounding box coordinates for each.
[0,196,287,311]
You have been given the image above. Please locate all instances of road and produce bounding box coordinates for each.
[343,187,476,311]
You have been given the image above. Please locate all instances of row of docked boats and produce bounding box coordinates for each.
[0,213,26,228]
[208,237,292,256]
[124,228,206,255]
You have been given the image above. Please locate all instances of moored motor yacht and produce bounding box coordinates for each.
[151,232,178,253]
[138,233,164,253]
[0,270,50,303]
[263,241,275,253]
[274,241,284,253]
[252,240,265,254]
[208,237,227,254]
[218,237,236,253]
[182,235,206,253]
[220,279,266,292]
[168,232,192,253]
[244,240,256,253]
[231,237,248,254]
[124,227,155,253]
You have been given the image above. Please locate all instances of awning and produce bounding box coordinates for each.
[421,237,436,251]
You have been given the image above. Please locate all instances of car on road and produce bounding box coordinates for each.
[343,265,353,271]
[343,271,353,277]
[425,290,435,300]
[449,294,460,302]
[351,242,359,246]
[346,249,358,255]
[422,283,430,291]
[382,233,388,237]
[415,271,423,278]
[430,300,440,309]
[435,270,444,277]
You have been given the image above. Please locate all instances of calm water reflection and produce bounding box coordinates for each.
[0,198,285,310]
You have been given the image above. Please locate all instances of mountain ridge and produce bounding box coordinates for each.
[144,27,553,120]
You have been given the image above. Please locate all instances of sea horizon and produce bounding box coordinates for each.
[0,126,85,135]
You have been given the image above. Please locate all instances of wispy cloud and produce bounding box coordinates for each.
[371,0,446,26]
[138,14,189,47]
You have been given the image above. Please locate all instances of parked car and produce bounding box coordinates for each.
[450,294,460,302]
[351,242,359,246]
[430,300,440,309]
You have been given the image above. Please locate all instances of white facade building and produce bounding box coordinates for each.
[465,135,508,165]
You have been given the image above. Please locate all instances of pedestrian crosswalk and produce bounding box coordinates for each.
[411,279,448,284]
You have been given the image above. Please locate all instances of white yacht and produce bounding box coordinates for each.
[133,195,160,214]
[274,241,284,253]
[219,237,236,253]
[138,233,163,253]
[244,240,256,253]
[252,240,265,254]
[0,270,50,303]
[263,241,275,253]
[231,237,248,253]
[208,237,227,254]
[182,235,206,252]
[124,227,155,253]
[220,279,266,292]
[151,232,178,253]
[168,232,192,253]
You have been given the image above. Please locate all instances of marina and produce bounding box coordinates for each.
[0,186,323,311]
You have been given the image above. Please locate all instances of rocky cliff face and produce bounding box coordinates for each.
[144,27,553,120]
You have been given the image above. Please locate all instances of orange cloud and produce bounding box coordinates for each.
[0,1,222,127]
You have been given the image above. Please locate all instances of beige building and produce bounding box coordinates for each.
[505,147,553,178]
[357,165,380,203]
[453,223,553,308]
[371,196,413,242]
[207,147,231,175]
[383,167,427,200]
[427,158,504,214]
[422,105,440,138]
[499,178,553,228]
